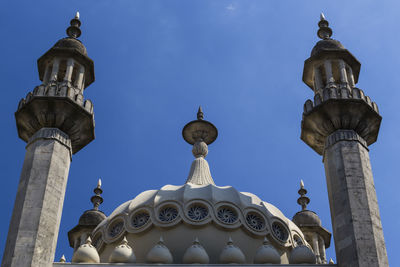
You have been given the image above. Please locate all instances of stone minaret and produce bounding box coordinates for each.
[68,179,106,253]
[292,180,331,264]
[300,14,388,266]
[2,13,95,267]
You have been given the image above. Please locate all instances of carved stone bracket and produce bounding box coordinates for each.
[325,129,367,151]
[27,127,72,158]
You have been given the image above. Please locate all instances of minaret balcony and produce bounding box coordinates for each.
[15,82,95,154]
[300,87,381,155]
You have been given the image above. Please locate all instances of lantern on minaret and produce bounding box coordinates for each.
[2,12,96,267]
[300,14,388,266]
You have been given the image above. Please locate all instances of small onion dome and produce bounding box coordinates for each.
[109,236,136,263]
[182,238,210,264]
[219,237,246,264]
[71,237,100,263]
[59,255,66,263]
[288,245,316,264]
[146,237,173,264]
[253,238,281,264]
[311,39,345,57]
[292,210,322,227]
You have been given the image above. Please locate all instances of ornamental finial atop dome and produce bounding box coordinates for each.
[183,107,217,185]
[66,11,82,39]
[197,106,204,120]
[90,179,103,210]
[297,179,310,211]
[317,13,333,40]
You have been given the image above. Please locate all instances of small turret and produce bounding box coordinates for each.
[68,179,106,251]
[292,180,331,264]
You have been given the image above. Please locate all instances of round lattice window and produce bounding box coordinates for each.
[158,206,178,222]
[92,234,102,248]
[132,212,150,228]
[109,221,124,237]
[187,204,208,221]
[272,221,288,242]
[217,207,238,224]
[294,235,303,246]
[246,212,265,231]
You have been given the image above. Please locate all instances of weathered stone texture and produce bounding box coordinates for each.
[323,130,388,267]
[2,128,71,267]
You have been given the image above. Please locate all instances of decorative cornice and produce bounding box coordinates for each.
[27,128,72,157]
[325,129,368,151]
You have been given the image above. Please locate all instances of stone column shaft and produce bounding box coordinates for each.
[323,129,388,267]
[324,60,334,84]
[2,128,72,267]
[43,65,51,84]
[75,65,85,91]
[314,66,323,93]
[338,60,349,85]
[64,59,75,82]
[311,233,320,264]
[347,67,355,88]
[50,58,60,82]
[319,236,326,264]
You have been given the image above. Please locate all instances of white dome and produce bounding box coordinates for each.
[146,237,173,264]
[182,238,209,264]
[108,236,136,263]
[71,237,100,263]
[219,237,246,264]
[254,238,281,264]
[289,245,316,264]
[92,183,306,263]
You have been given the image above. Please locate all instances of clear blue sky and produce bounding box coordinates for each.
[0,0,397,264]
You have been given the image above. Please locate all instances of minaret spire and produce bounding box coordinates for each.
[66,11,82,39]
[182,107,218,185]
[90,179,104,210]
[297,180,310,211]
[317,13,332,40]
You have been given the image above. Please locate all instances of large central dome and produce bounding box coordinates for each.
[92,183,306,264]
[86,109,310,264]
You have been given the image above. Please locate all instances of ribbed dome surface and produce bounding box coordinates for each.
[78,209,106,226]
[92,183,307,264]
[292,210,321,227]
[53,37,87,55]
[311,39,344,56]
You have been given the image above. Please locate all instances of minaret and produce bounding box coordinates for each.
[300,14,388,266]
[2,13,95,267]
[182,107,218,185]
[292,180,331,264]
[68,179,106,252]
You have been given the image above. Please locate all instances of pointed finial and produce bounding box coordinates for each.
[317,13,332,40]
[86,236,92,245]
[227,237,234,245]
[297,179,310,210]
[121,236,128,245]
[197,106,204,120]
[182,107,218,145]
[194,237,200,244]
[262,237,269,245]
[329,258,334,264]
[158,236,164,244]
[66,12,82,39]
[60,254,66,262]
[91,179,104,210]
